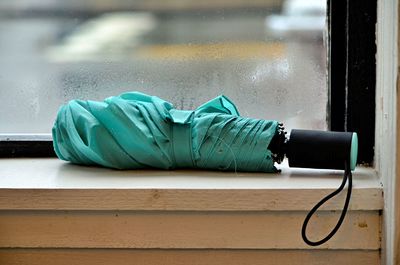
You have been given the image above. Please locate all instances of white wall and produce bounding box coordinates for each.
[375,0,398,264]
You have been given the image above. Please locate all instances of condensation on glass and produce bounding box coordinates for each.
[0,0,327,134]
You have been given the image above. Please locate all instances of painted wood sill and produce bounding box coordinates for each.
[0,158,382,211]
[0,158,383,260]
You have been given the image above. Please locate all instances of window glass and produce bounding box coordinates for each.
[0,0,327,134]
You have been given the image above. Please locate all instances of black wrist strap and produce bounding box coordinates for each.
[301,162,352,246]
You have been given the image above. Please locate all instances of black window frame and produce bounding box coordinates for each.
[0,0,377,166]
[328,0,376,165]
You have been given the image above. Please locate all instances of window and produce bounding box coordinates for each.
[0,0,375,165]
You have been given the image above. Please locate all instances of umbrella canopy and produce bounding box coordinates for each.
[52,92,279,172]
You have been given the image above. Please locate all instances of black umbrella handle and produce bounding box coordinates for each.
[268,128,357,246]
[301,161,352,246]
[286,129,356,170]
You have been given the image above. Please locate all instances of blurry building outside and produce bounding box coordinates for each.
[0,0,327,134]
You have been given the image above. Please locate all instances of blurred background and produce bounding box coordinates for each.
[0,0,327,134]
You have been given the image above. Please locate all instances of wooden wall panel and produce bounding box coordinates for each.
[0,188,383,211]
[0,210,380,250]
[0,249,380,265]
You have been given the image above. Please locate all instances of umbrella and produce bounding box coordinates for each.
[52,91,280,172]
[52,91,358,247]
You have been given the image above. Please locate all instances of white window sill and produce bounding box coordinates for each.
[0,158,382,211]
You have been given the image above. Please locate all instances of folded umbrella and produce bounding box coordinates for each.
[53,91,280,172]
[52,91,358,247]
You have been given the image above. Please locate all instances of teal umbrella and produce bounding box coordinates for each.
[53,92,279,172]
[52,91,359,247]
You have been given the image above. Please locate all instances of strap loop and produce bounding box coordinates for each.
[169,109,195,168]
[301,161,353,246]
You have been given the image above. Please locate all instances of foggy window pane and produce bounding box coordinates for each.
[0,0,327,134]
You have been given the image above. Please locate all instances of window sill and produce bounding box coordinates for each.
[0,158,382,211]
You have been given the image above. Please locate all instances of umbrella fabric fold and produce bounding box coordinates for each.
[52,92,279,172]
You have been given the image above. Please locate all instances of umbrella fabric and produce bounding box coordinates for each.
[52,92,279,172]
